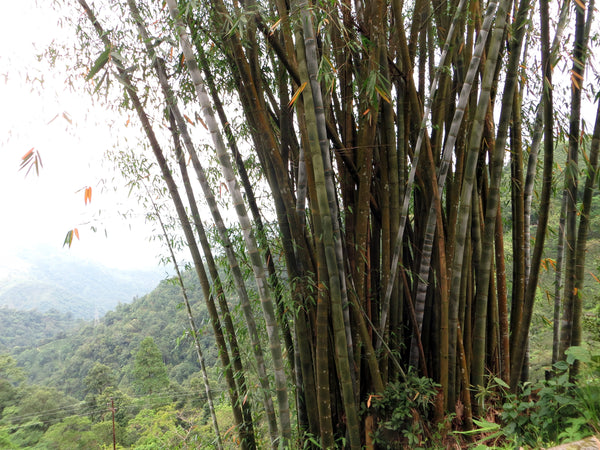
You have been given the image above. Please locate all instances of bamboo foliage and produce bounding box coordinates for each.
[66,0,600,446]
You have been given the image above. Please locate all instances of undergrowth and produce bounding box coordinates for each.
[365,346,600,449]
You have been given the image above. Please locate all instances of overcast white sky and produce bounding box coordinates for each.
[0,1,166,271]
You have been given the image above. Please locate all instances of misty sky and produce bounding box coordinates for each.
[0,1,165,271]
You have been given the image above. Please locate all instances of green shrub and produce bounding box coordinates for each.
[501,346,600,448]
[367,371,440,448]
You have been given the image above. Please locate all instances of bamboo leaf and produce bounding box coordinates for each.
[84,187,92,205]
[109,50,125,64]
[571,73,581,89]
[63,230,73,248]
[19,148,43,177]
[288,81,307,108]
[197,116,208,130]
[269,18,282,35]
[21,148,34,162]
[571,68,584,80]
[93,70,107,94]
[573,0,586,12]
[541,315,552,326]
[85,47,111,81]
[374,85,391,104]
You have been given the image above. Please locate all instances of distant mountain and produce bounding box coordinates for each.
[0,245,164,319]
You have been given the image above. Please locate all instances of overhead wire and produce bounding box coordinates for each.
[1,385,229,431]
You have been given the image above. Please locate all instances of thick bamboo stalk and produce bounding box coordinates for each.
[556,0,587,363]
[447,0,511,406]
[293,4,362,446]
[571,0,597,375]
[409,0,498,373]
[472,0,530,396]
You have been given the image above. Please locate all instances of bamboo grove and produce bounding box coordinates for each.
[62,0,599,447]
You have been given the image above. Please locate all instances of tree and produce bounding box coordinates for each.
[84,362,116,396]
[0,385,79,448]
[132,337,169,395]
[126,406,201,449]
[0,354,24,416]
[37,416,103,450]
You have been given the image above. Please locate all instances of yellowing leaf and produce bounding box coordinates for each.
[84,187,92,205]
[288,81,308,108]
[197,116,208,130]
[63,228,81,248]
[367,394,382,408]
[183,114,195,125]
[323,55,336,72]
[269,18,282,35]
[375,85,391,104]
[21,148,34,161]
[19,148,43,177]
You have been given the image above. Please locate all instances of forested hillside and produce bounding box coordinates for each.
[0,272,232,448]
[12,272,216,398]
[0,309,82,353]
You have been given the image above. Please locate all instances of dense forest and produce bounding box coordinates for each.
[5,0,600,447]
[0,274,238,448]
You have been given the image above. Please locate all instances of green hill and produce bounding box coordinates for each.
[11,271,217,399]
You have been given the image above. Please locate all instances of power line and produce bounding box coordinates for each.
[1,386,228,428]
